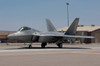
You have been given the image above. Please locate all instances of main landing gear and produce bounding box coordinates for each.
[57,43,63,48]
[28,42,63,48]
[41,42,47,48]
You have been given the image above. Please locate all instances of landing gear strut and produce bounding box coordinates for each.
[41,42,47,48]
[57,43,63,48]
[29,43,32,48]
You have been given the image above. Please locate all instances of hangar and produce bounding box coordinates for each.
[58,25,100,43]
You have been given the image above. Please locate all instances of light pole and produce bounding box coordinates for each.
[66,2,69,26]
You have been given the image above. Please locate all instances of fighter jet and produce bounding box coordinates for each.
[8,18,94,48]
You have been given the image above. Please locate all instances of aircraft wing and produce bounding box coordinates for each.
[38,34,94,39]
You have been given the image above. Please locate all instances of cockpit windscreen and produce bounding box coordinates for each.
[18,27,31,32]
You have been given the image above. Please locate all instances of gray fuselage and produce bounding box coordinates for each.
[8,29,64,43]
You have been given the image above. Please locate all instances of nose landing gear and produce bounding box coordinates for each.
[29,43,32,48]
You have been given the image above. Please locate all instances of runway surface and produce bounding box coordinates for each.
[0,43,100,66]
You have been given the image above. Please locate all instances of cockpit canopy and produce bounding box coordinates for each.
[18,26,31,32]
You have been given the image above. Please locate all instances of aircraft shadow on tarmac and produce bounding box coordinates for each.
[20,47,90,49]
[6,47,91,50]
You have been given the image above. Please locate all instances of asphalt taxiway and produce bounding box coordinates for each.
[0,43,100,66]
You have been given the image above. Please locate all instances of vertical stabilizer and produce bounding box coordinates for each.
[46,19,57,32]
[64,18,79,35]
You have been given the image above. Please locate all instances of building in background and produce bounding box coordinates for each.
[58,25,100,43]
[0,31,16,43]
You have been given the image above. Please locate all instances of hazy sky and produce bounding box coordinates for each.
[0,0,100,31]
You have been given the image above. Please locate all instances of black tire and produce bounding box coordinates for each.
[41,42,47,48]
[29,45,32,48]
[57,43,63,48]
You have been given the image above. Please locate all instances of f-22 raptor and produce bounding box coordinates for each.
[8,18,94,48]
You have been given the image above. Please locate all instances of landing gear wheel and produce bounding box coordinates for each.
[29,44,32,48]
[57,43,63,48]
[41,42,47,48]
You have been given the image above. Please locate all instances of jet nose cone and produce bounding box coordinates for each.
[8,34,15,38]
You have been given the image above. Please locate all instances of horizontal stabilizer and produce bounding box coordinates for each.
[64,35,95,39]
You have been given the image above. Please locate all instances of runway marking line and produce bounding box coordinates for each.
[0,51,72,56]
[0,50,100,57]
[72,51,100,54]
